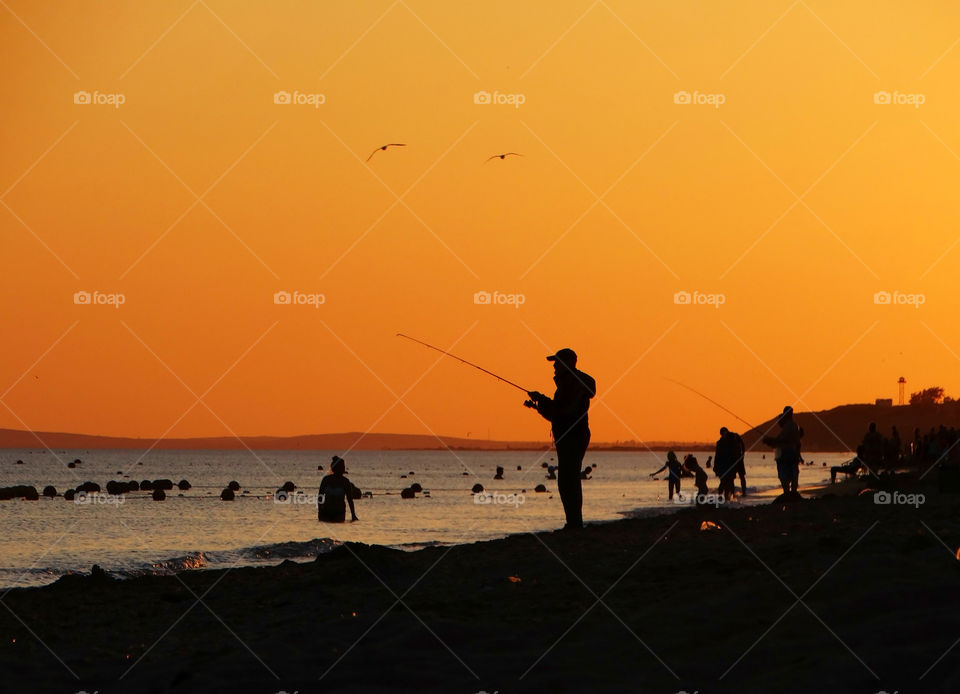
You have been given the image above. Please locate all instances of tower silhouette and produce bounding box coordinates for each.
[898,376,906,406]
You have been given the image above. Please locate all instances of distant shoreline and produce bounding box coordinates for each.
[6,399,955,452]
[0,427,717,452]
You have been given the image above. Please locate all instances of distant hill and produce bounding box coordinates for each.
[741,402,960,452]
[0,428,710,452]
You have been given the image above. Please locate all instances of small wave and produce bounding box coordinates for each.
[234,537,341,561]
[123,551,210,577]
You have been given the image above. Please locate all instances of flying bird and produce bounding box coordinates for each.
[485,152,523,163]
[367,143,407,162]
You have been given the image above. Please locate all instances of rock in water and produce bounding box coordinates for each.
[220,488,235,501]
[152,488,166,501]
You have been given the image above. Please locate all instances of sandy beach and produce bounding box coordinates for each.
[1,474,957,694]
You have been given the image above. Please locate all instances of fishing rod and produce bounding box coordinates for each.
[665,377,755,430]
[396,333,530,393]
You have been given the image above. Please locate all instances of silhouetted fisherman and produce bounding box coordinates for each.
[318,456,358,523]
[650,450,683,500]
[714,427,746,499]
[525,348,596,530]
[763,406,802,494]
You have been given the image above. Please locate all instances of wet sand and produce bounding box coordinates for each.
[2,475,959,693]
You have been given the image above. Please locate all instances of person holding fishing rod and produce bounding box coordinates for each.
[524,348,596,531]
[395,335,595,529]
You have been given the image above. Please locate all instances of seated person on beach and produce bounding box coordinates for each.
[831,446,864,483]
[650,451,683,500]
[318,455,358,523]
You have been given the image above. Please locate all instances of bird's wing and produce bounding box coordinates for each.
[484,154,500,162]
[506,152,523,157]
[386,143,407,147]
[366,148,380,162]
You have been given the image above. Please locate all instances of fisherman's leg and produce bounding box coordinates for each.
[563,440,586,527]
[776,460,789,493]
[556,462,573,522]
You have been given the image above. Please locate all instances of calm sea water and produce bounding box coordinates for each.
[0,448,854,588]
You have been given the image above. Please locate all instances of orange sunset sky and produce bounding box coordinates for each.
[2,1,960,444]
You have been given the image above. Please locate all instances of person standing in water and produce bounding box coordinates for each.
[525,348,596,530]
[714,427,746,500]
[650,451,684,500]
[683,454,710,502]
[763,406,802,494]
[318,455,358,523]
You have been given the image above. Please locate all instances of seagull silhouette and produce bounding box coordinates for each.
[367,143,407,162]
[485,152,523,163]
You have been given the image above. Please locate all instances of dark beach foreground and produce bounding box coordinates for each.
[3,477,960,694]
